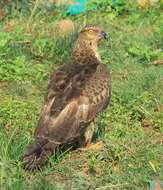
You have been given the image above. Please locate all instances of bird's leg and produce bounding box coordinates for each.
[77,122,95,150]
[75,122,95,148]
[78,121,103,151]
[84,122,95,148]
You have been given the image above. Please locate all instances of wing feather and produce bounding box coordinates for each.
[34,63,109,145]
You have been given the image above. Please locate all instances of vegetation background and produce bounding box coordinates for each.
[0,0,163,189]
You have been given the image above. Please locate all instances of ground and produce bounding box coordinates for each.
[0,1,163,190]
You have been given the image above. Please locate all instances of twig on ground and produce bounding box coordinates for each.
[152,60,163,65]
[95,183,129,190]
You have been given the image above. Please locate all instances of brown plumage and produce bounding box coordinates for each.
[23,25,111,171]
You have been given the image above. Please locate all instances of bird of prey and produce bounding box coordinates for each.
[23,25,111,171]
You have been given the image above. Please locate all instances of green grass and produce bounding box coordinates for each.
[0,1,163,189]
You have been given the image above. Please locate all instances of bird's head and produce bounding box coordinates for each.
[79,25,108,43]
[75,25,108,58]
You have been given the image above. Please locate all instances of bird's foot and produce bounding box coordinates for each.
[78,140,103,151]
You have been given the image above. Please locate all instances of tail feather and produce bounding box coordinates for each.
[24,142,41,157]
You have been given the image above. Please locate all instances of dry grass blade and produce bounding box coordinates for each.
[26,0,40,30]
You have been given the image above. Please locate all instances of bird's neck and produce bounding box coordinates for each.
[71,39,101,65]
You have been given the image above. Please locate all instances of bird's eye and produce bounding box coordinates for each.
[88,29,94,33]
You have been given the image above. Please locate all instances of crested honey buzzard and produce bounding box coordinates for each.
[23,25,111,171]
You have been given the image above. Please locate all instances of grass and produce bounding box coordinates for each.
[0,1,163,189]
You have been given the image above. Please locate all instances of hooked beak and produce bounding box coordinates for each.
[100,31,108,40]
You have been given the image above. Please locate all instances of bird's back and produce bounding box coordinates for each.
[34,60,111,143]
